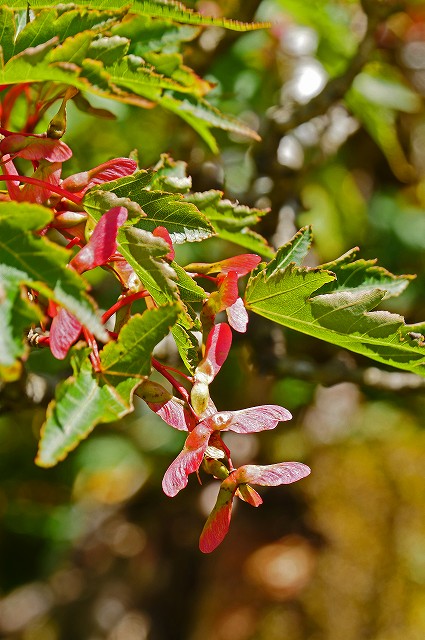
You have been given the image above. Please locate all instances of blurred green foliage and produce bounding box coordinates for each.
[1,0,425,638]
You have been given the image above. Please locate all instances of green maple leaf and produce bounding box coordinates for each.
[245,228,425,376]
[36,304,178,466]
[0,202,107,380]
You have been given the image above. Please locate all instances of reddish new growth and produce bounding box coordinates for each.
[186,254,262,333]
[199,461,310,553]
[142,323,311,552]
[50,206,129,359]
[0,123,174,368]
[0,119,144,362]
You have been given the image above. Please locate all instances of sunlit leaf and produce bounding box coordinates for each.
[37,304,178,466]
[171,262,206,303]
[245,231,425,376]
[0,269,42,379]
[112,15,199,56]
[184,190,274,257]
[0,7,16,64]
[0,201,107,373]
[7,0,269,32]
[36,352,133,467]
[84,170,215,243]
[118,226,179,304]
[266,226,313,276]
[171,323,200,373]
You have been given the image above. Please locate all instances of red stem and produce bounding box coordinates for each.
[83,327,101,373]
[65,237,83,250]
[0,153,23,167]
[24,101,43,134]
[0,174,82,204]
[0,126,42,138]
[155,360,193,383]
[101,291,150,324]
[151,357,190,403]
[1,85,28,128]
[194,274,217,283]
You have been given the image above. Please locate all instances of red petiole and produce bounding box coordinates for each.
[151,357,190,403]
[65,237,83,250]
[0,174,82,205]
[193,274,217,283]
[101,290,150,324]
[154,360,193,383]
[82,327,101,372]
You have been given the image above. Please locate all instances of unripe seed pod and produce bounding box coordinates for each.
[137,379,173,404]
[190,380,210,416]
[47,113,67,139]
[203,457,229,481]
[47,87,77,139]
